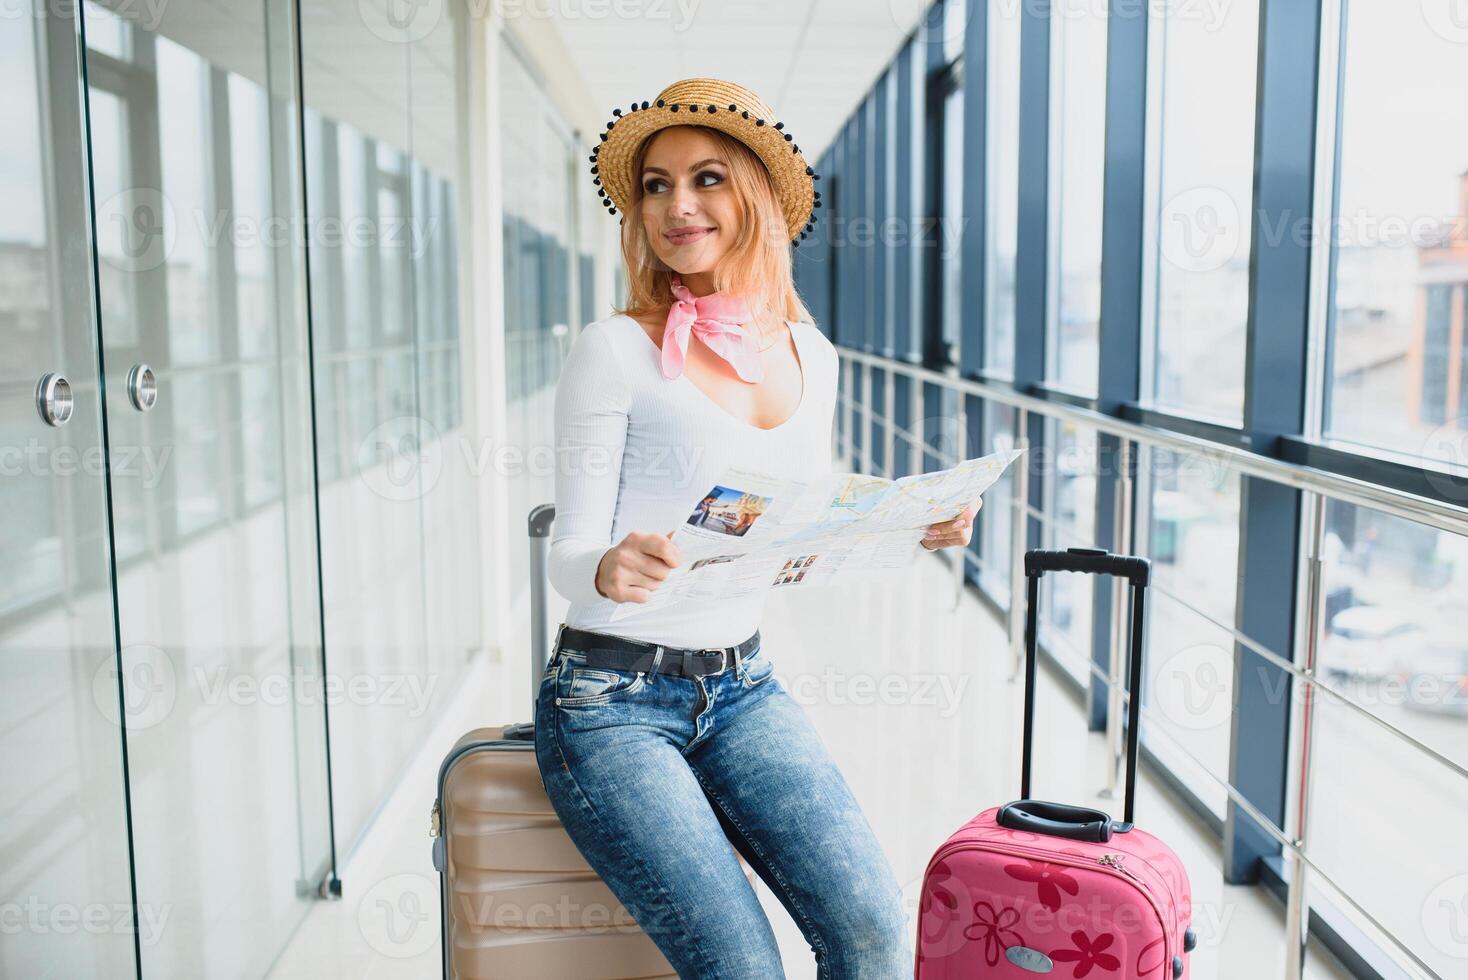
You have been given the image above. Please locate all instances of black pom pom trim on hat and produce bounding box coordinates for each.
[641,100,650,109]
[741,111,749,119]
[656,99,665,107]
[774,122,784,130]
[612,108,622,117]
[670,104,679,112]
[727,103,736,111]
[755,118,764,126]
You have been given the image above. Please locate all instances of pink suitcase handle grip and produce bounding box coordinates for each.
[997,799,1134,843]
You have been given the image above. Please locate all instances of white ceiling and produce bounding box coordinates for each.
[548,0,927,165]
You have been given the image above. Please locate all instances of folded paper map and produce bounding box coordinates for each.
[608,447,1025,619]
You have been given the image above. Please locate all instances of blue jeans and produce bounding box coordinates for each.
[533,630,913,979]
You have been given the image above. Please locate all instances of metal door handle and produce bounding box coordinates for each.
[36,373,73,426]
[127,363,157,412]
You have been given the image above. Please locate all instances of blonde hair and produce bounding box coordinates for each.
[612,124,813,345]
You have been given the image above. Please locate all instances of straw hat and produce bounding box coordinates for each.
[589,78,823,246]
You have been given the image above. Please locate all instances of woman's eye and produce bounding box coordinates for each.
[643,171,722,194]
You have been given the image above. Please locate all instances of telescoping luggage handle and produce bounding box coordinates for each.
[528,502,556,712]
[1002,547,1151,842]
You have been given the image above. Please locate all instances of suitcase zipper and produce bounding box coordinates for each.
[1101,849,1183,934]
[927,840,1171,972]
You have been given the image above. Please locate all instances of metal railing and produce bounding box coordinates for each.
[835,348,1463,980]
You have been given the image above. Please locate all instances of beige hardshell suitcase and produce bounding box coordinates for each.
[430,503,754,979]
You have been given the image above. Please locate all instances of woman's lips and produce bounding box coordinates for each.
[666,226,713,245]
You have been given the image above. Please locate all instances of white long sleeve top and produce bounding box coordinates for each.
[548,311,838,649]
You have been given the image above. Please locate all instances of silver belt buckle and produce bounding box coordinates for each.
[702,648,728,673]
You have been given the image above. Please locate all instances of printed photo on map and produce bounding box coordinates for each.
[685,484,771,538]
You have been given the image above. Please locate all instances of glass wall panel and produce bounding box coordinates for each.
[1037,418,1096,683]
[977,401,1016,608]
[984,3,1021,378]
[1324,0,1468,475]
[1,4,135,975]
[501,36,580,591]
[1148,0,1258,423]
[1046,0,1108,393]
[80,0,334,974]
[298,0,480,863]
[1139,446,1240,817]
[1311,502,1467,979]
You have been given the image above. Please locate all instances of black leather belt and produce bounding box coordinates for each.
[555,624,760,678]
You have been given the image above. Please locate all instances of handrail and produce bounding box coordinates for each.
[840,372,1468,786]
[837,346,1468,540]
[837,348,1459,978]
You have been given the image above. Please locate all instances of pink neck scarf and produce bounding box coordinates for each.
[660,273,764,384]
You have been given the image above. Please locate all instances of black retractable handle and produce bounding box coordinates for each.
[1018,546,1150,825]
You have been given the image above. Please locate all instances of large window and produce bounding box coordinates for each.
[1046,0,1108,393]
[983,3,1021,377]
[1322,0,1468,475]
[1038,420,1098,685]
[1312,501,1468,979]
[1139,448,1240,817]
[1147,0,1259,423]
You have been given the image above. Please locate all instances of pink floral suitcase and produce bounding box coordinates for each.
[915,548,1196,978]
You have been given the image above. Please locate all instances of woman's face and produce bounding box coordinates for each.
[638,127,739,275]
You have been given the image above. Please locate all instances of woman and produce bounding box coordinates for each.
[535,78,979,979]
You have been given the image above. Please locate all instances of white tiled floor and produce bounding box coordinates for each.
[267,548,1353,979]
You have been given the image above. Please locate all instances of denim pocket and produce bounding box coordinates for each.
[556,662,646,707]
[740,648,775,690]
